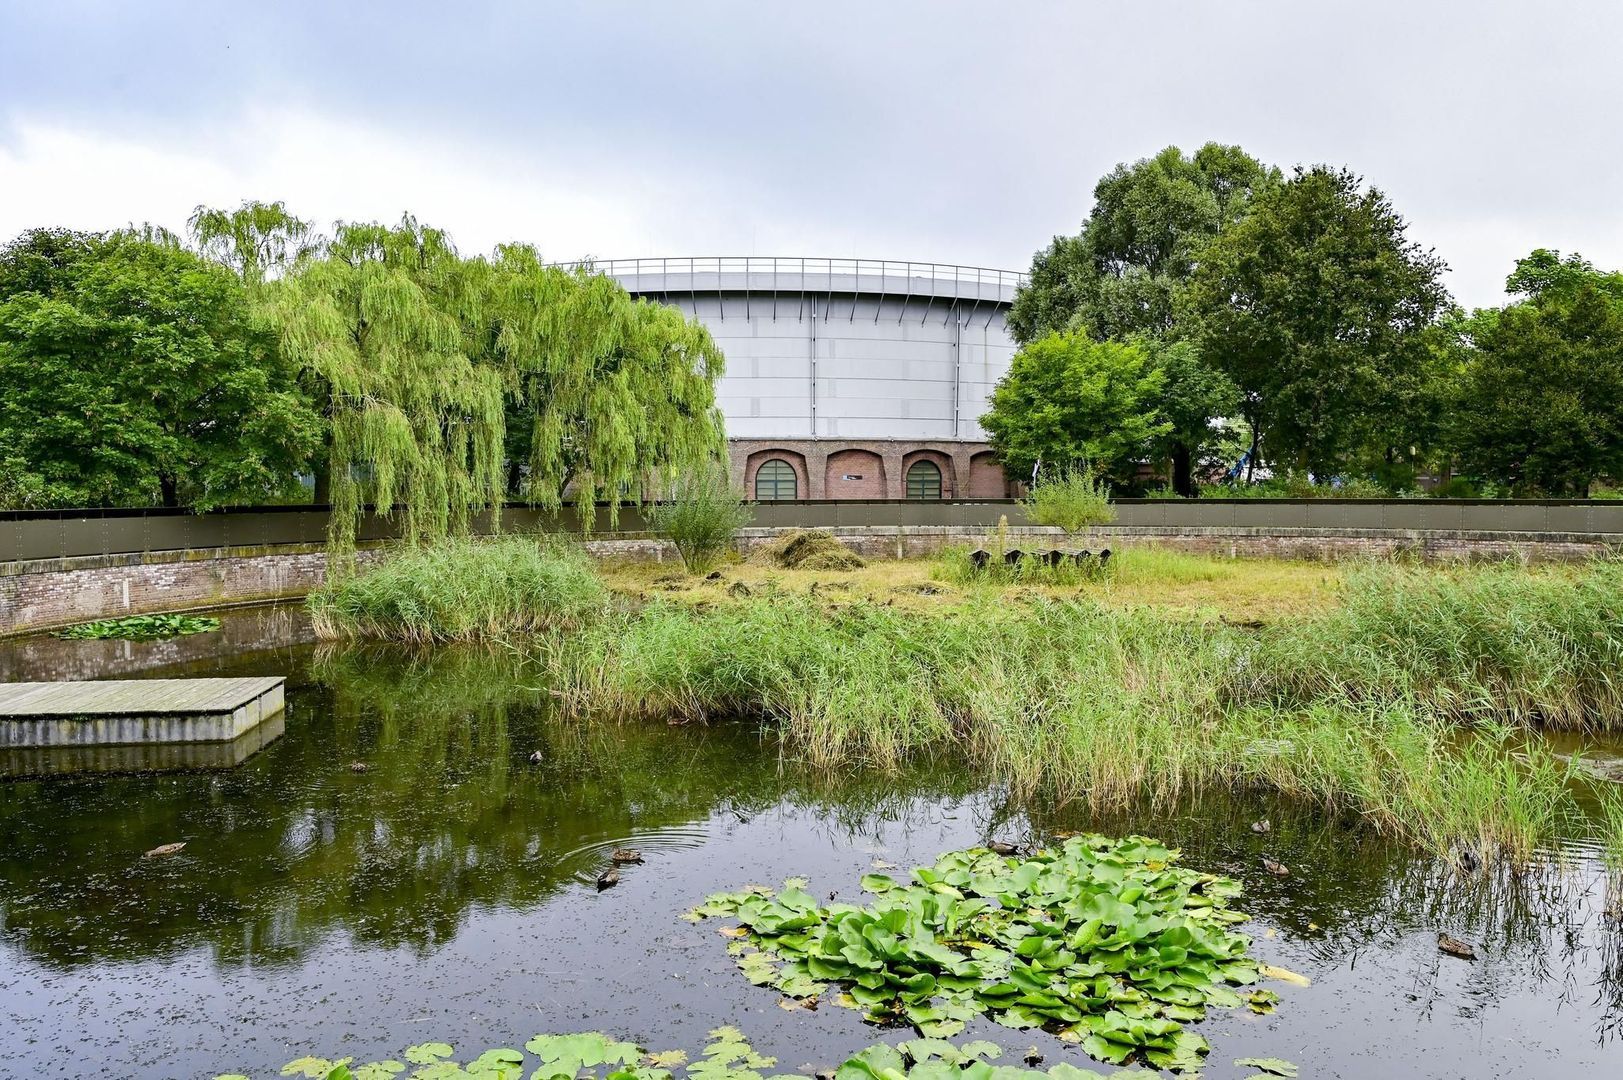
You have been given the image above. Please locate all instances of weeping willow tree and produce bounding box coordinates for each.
[487,245,726,525]
[188,200,314,288]
[189,204,726,556]
[270,218,506,558]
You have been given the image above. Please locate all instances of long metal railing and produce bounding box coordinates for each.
[556,256,1028,303]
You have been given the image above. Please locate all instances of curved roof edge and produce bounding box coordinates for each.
[569,256,1027,306]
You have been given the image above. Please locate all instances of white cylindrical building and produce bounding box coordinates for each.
[596,257,1025,500]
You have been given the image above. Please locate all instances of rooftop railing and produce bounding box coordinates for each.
[556,256,1028,303]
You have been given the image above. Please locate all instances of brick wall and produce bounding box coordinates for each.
[4,526,1618,638]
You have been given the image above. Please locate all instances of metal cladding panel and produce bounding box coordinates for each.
[605,259,1022,442]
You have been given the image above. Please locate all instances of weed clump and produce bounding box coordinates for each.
[749,529,866,570]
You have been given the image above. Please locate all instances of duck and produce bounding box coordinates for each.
[611,848,644,864]
[1438,933,1477,960]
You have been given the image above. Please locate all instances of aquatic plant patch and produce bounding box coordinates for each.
[220,1026,1167,1080]
[53,613,221,640]
[687,837,1280,1073]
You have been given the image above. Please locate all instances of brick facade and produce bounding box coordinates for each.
[730,438,1011,501]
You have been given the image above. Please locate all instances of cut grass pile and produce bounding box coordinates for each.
[747,529,866,571]
[308,536,607,643]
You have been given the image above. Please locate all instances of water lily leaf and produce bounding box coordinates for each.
[1233,1058,1298,1077]
[645,1051,688,1068]
[407,1045,457,1066]
[861,874,899,893]
[284,1058,341,1078]
[354,1064,407,1080]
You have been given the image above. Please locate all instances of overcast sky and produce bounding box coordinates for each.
[2,1,1619,310]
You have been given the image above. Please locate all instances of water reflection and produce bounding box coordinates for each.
[0,632,1620,1077]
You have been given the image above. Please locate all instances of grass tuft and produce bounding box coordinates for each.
[309,536,607,643]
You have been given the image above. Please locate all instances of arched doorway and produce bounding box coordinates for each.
[753,458,799,500]
[905,459,943,500]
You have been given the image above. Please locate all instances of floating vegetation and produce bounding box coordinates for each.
[52,613,221,640]
[687,837,1283,1073]
[219,1027,1187,1080]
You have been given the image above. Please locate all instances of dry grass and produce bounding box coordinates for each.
[599,544,1343,622]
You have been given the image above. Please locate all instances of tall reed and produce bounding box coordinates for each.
[309,536,607,643]
[1253,561,1623,727]
[548,579,1605,863]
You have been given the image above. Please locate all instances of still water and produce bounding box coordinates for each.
[1,607,1620,1079]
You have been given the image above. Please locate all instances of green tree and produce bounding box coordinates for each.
[1187,165,1450,479]
[0,229,320,508]
[1008,144,1271,493]
[188,200,314,288]
[246,214,728,554]
[980,332,1170,483]
[269,217,508,555]
[1446,251,1623,495]
[485,246,726,521]
[1009,143,1278,345]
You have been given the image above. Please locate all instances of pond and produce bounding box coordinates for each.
[1,606,1621,1078]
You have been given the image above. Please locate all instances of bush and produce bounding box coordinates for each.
[308,536,607,642]
[647,465,753,575]
[1023,466,1116,535]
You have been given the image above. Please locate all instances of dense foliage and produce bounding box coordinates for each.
[1007,145,1623,496]
[981,335,1168,483]
[0,205,727,552]
[1007,145,1268,494]
[0,229,320,508]
[1187,165,1450,480]
[1444,251,1623,495]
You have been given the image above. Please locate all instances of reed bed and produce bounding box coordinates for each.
[550,559,1623,863]
[1253,561,1623,727]
[309,536,607,643]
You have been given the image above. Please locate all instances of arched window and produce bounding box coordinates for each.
[754,458,798,501]
[906,460,943,500]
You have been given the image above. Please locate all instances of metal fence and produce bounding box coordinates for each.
[6,500,1623,565]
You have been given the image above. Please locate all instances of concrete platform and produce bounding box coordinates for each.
[0,676,285,748]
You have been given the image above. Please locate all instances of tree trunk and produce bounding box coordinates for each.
[1171,442,1194,498]
[159,473,179,508]
[506,458,523,499]
[312,459,331,506]
[1245,423,1261,484]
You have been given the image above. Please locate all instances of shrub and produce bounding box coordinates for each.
[1023,466,1116,536]
[647,465,753,575]
[308,535,607,642]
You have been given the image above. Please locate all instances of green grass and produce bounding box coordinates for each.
[549,560,1623,864]
[1254,561,1623,727]
[308,536,608,643]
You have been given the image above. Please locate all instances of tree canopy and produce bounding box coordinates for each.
[1186,165,1451,479]
[1445,250,1623,495]
[980,332,1169,483]
[1008,143,1278,345]
[1003,144,1267,492]
[0,229,320,508]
